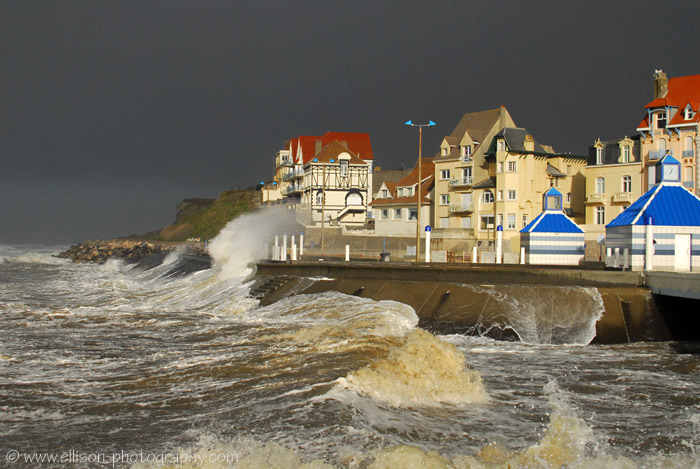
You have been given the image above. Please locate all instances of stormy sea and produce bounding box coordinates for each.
[1,211,699,468]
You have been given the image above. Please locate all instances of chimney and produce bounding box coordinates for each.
[315,139,322,156]
[654,69,668,99]
[524,134,535,152]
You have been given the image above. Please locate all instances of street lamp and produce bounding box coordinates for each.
[405,120,436,262]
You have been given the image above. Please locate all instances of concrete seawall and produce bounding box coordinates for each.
[248,261,690,344]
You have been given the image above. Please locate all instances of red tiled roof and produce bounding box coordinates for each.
[644,74,700,109]
[321,132,374,160]
[637,115,650,130]
[297,136,320,164]
[370,158,434,206]
[668,101,700,126]
[311,140,366,165]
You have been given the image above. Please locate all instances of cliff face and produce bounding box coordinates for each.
[159,190,260,241]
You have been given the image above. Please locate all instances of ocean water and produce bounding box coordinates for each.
[1,214,700,468]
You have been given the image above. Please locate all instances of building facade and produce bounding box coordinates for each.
[370,159,435,236]
[584,136,642,226]
[432,107,516,236]
[636,70,700,194]
[269,132,374,227]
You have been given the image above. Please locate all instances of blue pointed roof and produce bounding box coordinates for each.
[544,187,562,197]
[607,183,700,227]
[659,154,681,165]
[521,212,584,233]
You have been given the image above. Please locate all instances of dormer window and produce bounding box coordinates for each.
[497,139,505,152]
[684,105,695,120]
[622,146,631,163]
[656,111,667,129]
[442,147,448,156]
[381,189,388,198]
[340,160,349,177]
[596,147,603,165]
[462,145,472,158]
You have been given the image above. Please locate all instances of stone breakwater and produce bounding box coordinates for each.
[58,240,185,264]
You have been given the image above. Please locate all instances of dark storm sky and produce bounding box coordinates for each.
[2,1,699,244]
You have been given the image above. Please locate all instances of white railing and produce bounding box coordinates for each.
[683,181,695,189]
[449,203,474,213]
[649,150,671,160]
[449,177,473,187]
[586,193,605,204]
[683,150,695,157]
[612,192,634,203]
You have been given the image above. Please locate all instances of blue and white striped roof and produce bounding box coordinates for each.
[607,183,700,227]
[521,211,584,233]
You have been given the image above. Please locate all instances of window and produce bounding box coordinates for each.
[440,169,450,180]
[566,192,572,203]
[381,189,388,198]
[482,191,494,203]
[648,166,656,190]
[686,166,693,183]
[551,178,560,188]
[497,139,505,152]
[566,165,572,175]
[622,146,631,163]
[622,175,632,193]
[381,209,388,220]
[657,111,667,129]
[440,194,450,205]
[408,208,417,221]
[595,177,605,194]
[497,190,503,201]
[522,214,529,229]
[508,161,517,172]
[507,190,516,201]
[497,162,504,173]
[507,214,516,230]
[394,208,402,220]
[315,192,323,205]
[595,206,605,225]
[497,213,504,228]
[596,147,603,165]
[686,136,694,154]
[463,145,472,158]
[442,147,448,156]
[406,187,412,197]
[685,105,695,120]
[480,215,495,230]
[340,160,349,177]
[461,217,472,229]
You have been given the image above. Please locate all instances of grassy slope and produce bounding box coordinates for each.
[159,190,260,241]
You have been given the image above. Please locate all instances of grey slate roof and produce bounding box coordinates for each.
[473,177,497,189]
[435,108,504,159]
[546,163,566,177]
[494,128,548,154]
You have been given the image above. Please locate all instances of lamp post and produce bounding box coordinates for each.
[405,120,436,262]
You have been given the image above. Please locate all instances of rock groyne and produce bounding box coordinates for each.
[58,240,196,264]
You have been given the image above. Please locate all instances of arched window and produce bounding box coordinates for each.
[346,192,362,206]
[622,175,632,193]
[482,190,494,203]
[596,177,605,194]
[685,136,694,156]
[623,146,631,163]
[657,138,667,153]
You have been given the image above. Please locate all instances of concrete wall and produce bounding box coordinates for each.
[250,262,677,344]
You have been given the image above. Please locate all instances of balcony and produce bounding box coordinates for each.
[277,158,293,168]
[449,177,473,188]
[586,193,606,204]
[649,150,672,160]
[683,181,695,189]
[683,150,695,158]
[283,168,305,181]
[612,192,634,203]
[449,203,474,213]
[461,156,473,164]
[282,184,304,195]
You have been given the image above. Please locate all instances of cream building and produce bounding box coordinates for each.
[637,70,700,194]
[584,137,642,227]
[432,107,516,235]
[474,128,587,251]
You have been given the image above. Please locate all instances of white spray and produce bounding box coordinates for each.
[208,207,298,279]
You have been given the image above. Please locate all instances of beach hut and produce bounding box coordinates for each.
[605,154,700,271]
[520,187,585,265]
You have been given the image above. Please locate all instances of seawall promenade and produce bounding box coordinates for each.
[250,261,698,344]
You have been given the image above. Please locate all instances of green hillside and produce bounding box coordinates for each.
[158,190,260,241]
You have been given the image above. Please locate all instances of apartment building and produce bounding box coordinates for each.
[584,136,642,226]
